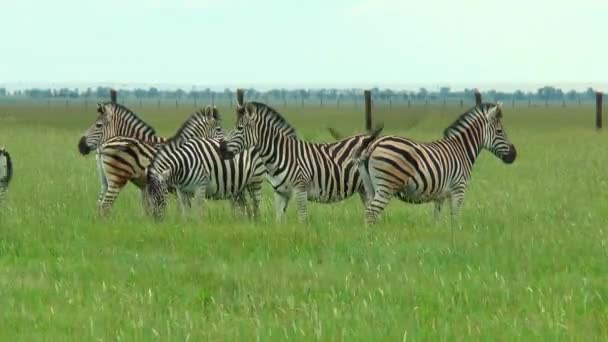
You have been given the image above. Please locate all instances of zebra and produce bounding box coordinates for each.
[355,102,517,225]
[143,131,267,221]
[78,103,225,215]
[0,147,13,203]
[218,101,383,222]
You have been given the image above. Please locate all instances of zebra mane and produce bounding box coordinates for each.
[443,103,501,138]
[171,106,221,142]
[99,102,157,137]
[239,101,297,138]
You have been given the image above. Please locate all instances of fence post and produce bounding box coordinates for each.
[364,90,372,131]
[110,89,117,103]
[236,88,245,106]
[474,90,482,106]
[596,92,603,130]
[175,99,178,108]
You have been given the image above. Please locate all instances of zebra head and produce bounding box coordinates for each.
[172,105,224,143]
[78,102,156,155]
[143,167,170,220]
[218,101,297,159]
[444,102,516,164]
[481,103,517,164]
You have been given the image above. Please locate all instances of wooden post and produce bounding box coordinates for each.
[110,89,117,103]
[459,99,463,108]
[236,88,245,106]
[175,99,178,108]
[596,92,603,129]
[474,90,482,106]
[364,90,372,131]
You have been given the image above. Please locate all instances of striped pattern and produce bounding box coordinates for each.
[78,102,163,155]
[143,137,266,220]
[356,103,517,224]
[79,104,223,215]
[0,147,13,203]
[219,101,381,222]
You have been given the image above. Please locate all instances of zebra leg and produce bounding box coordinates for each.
[449,188,465,220]
[434,199,445,221]
[274,191,291,221]
[230,192,248,217]
[97,180,127,216]
[365,186,400,225]
[448,189,465,248]
[176,189,193,218]
[194,186,207,213]
[294,187,308,223]
[246,182,263,219]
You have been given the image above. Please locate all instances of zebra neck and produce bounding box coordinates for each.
[445,132,482,168]
[258,132,291,174]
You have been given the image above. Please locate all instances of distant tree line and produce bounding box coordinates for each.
[0,85,600,103]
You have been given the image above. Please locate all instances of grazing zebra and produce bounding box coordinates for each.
[143,133,267,220]
[78,103,225,214]
[218,101,383,222]
[0,147,13,203]
[355,102,517,225]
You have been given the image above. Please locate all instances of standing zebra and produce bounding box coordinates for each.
[0,147,13,203]
[218,101,383,222]
[143,131,267,220]
[355,102,517,225]
[78,103,225,215]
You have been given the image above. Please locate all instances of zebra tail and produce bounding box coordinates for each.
[353,124,384,162]
[354,125,383,201]
[0,148,12,187]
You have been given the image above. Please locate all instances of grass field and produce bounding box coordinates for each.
[1,101,607,340]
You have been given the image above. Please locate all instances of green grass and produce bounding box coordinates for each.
[1,101,607,340]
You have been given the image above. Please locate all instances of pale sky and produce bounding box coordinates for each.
[0,0,606,91]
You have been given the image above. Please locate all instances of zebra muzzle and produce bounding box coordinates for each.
[502,144,517,164]
[78,136,91,155]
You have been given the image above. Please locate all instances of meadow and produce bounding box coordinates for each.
[0,100,607,340]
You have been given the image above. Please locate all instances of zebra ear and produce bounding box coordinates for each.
[236,104,245,118]
[212,106,221,121]
[203,105,213,118]
[486,103,503,120]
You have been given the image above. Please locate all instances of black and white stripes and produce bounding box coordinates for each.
[356,102,517,224]
[218,101,381,222]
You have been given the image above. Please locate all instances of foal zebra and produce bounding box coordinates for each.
[143,131,266,220]
[356,102,517,224]
[0,147,13,203]
[218,101,382,222]
[78,103,224,214]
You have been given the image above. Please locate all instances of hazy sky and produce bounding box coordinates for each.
[1,0,606,90]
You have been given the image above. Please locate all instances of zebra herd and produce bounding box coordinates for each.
[76,100,516,224]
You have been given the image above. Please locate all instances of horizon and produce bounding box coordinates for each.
[1,82,606,93]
